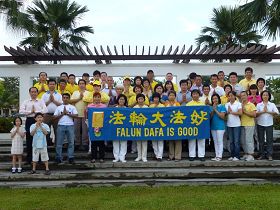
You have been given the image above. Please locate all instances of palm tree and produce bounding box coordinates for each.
[240,0,280,40]
[8,0,94,49]
[0,0,23,28]
[196,6,262,48]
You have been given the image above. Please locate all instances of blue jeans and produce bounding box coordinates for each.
[228,126,241,159]
[56,125,75,161]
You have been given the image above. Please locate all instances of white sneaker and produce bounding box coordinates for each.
[232,157,239,161]
[216,157,222,161]
[134,157,141,162]
[120,159,127,163]
[211,157,217,161]
[245,155,254,161]
[17,168,22,173]
[112,159,119,163]
[228,157,234,161]
[240,155,248,160]
[11,167,16,173]
[142,159,148,162]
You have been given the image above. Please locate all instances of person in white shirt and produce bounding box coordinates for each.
[54,93,78,164]
[200,84,212,105]
[19,87,48,164]
[256,90,279,161]
[225,91,242,161]
[209,74,225,97]
[41,79,62,145]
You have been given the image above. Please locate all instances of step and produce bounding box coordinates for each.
[0,178,272,188]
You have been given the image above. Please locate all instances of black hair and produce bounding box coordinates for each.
[179,79,188,86]
[151,92,161,101]
[257,77,265,86]
[261,90,271,101]
[133,85,143,93]
[195,74,202,79]
[189,72,197,80]
[202,84,210,89]
[29,87,38,92]
[39,72,47,77]
[13,116,22,125]
[136,93,145,101]
[47,79,56,84]
[224,84,232,91]
[116,94,128,107]
[229,72,238,77]
[93,70,101,76]
[249,84,259,95]
[59,79,67,84]
[164,81,174,92]
[78,79,86,85]
[245,67,253,73]
[217,70,224,75]
[60,72,68,77]
[191,89,200,96]
[134,76,143,85]
[210,74,218,79]
[142,78,150,86]
[240,91,248,96]
[228,91,237,97]
[35,112,44,118]
[147,69,154,74]
[62,93,71,98]
[168,90,177,97]
[154,83,164,93]
[211,93,221,104]
[68,74,75,78]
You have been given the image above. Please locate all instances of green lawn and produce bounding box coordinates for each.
[0,185,279,210]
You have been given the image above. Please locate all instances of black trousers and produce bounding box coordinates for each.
[91,141,105,159]
[25,117,36,163]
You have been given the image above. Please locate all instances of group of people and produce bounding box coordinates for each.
[10,67,279,174]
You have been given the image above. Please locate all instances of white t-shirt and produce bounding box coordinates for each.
[41,91,63,113]
[225,101,242,127]
[54,104,78,125]
[210,85,225,97]
[257,101,279,126]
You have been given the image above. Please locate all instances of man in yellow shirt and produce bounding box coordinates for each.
[240,91,256,161]
[128,85,149,107]
[123,76,135,100]
[67,74,79,94]
[56,79,71,95]
[146,70,158,91]
[187,89,206,161]
[34,72,49,99]
[83,80,109,104]
[217,70,229,87]
[239,67,256,91]
[82,73,94,92]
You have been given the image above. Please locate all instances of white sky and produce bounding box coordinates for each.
[0,0,278,57]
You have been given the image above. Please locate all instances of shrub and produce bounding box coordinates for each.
[0,117,13,133]
[274,115,280,130]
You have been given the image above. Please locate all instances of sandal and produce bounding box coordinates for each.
[29,170,36,174]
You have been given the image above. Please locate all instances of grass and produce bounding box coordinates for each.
[0,185,280,210]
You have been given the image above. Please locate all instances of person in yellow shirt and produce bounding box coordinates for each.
[56,79,71,95]
[165,90,181,161]
[67,74,79,95]
[146,70,158,91]
[217,70,229,87]
[83,80,109,104]
[34,72,49,99]
[165,72,178,92]
[123,76,135,100]
[128,85,149,107]
[142,78,152,98]
[82,73,94,92]
[239,67,256,91]
[240,91,256,161]
[187,89,206,161]
[220,84,233,105]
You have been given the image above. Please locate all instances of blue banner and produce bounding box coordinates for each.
[88,106,210,141]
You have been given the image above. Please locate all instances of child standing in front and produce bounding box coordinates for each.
[134,93,149,162]
[10,117,25,173]
[30,112,51,175]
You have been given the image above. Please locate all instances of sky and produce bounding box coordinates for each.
[0,0,278,58]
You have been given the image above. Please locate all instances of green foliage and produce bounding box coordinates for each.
[266,76,280,104]
[0,117,13,133]
[0,77,19,111]
[5,0,93,50]
[274,115,280,130]
[240,0,280,40]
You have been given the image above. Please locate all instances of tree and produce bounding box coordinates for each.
[0,77,19,115]
[196,6,262,48]
[240,0,280,40]
[7,0,94,50]
[0,0,24,28]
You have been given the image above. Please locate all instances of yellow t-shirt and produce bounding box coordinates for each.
[86,83,94,92]
[241,102,256,126]
[83,91,109,104]
[34,82,49,99]
[71,90,89,117]
[128,95,150,107]
[66,83,79,95]
[165,101,180,107]
[56,87,71,95]
[220,95,229,105]
[239,78,256,91]
[186,100,205,106]
[217,80,229,87]
[151,80,158,92]
[123,86,135,100]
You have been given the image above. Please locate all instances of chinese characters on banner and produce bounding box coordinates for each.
[88,106,210,141]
